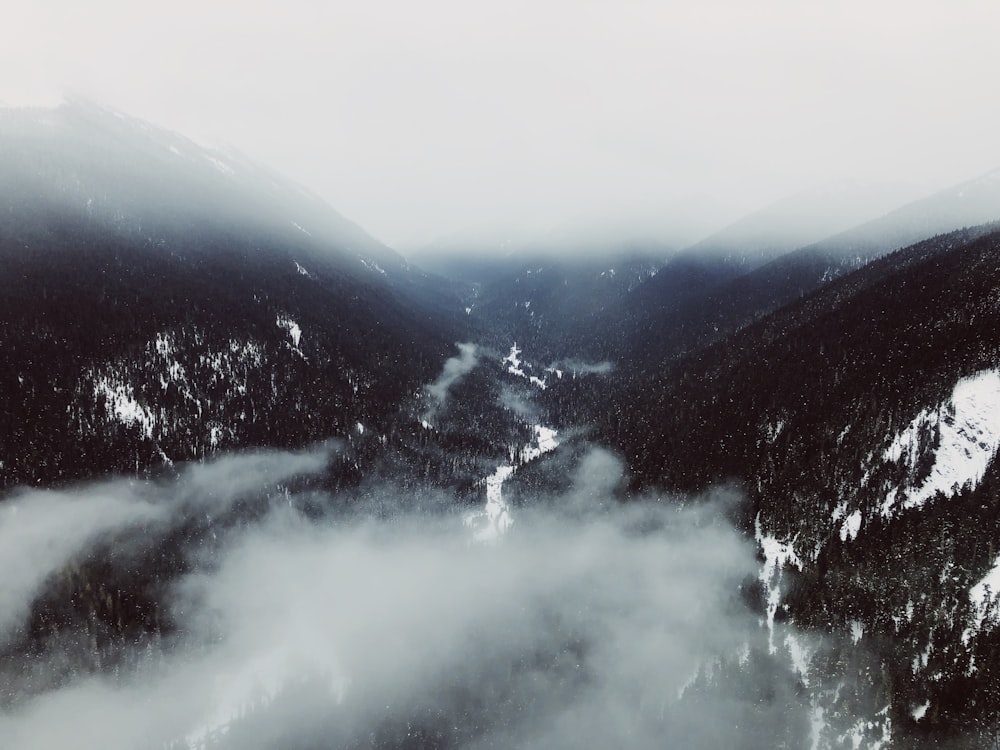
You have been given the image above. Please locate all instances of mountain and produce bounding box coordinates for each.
[685,181,921,265]
[0,101,401,270]
[6,100,1000,749]
[606,222,1000,746]
[407,193,727,282]
[810,167,1000,260]
[0,101,463,489]
[408,190,865,362]
[459,249,667,358]
[605,170,1000,371]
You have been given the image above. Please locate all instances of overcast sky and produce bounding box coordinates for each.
[4,0,1000,249]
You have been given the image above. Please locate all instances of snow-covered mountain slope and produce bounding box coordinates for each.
[0,102,464,489]
[6,100,1000,749]
[607,223,1000,746]
[882,370,1000,515]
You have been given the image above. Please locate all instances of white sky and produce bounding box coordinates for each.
[4,0,1000,249]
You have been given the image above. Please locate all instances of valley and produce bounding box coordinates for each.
[2,102,1000,749]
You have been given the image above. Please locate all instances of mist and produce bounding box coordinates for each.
[498,382,539,420]
[6,1,1000,250]
[0,444,803,750]
[423,342,479,420]
[0,448,329,646]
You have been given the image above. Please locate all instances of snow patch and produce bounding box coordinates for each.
[204,155,234,176]
[276,314,302,348]
[290,221,311,237]
[755,516,802,653]
[850,619,864,644]
[469,465,517,543]
[464,424,559,543]
[359,258,386,275]
[504,344,525,378]
[521,425,559,464]
[837,714,892,750]
[840,510,862,542]
[94,376,155,439]
[503,343,547,390]
[883,370,1000,514]
[765,419,785,443]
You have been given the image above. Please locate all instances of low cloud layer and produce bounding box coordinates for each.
[0,445,788,750]
[9,1,1000,249]
[0,448,330,648]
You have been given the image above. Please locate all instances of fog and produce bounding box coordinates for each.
[424,343,479,420]
[0,443,804,749]
[0,449,329,646]
[549,359,615,377]
[5,1,1000,249]
[498,382,539,421]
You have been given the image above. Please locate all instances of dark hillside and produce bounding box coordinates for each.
[606,224,1000,744]
[0,103,463,488]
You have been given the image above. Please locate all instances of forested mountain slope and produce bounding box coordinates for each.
[460,250,665,358]
[606,171,1000,371]
[607,223,1000,746]
[0,102,462,488]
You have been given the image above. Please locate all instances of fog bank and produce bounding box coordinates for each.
[0,446,793,749]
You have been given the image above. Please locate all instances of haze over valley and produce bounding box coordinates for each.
[5,3,1000,747]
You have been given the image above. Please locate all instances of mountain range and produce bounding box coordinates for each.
[2,101,1000,749]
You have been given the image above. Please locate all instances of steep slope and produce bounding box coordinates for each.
[810,168,1000,259]
[419,183,914,361]
[612,171,1000,371]
[461,250,666,358]
[0,102,462,488]
[686,181,919,265]
[0,102,399,269]
[608,223,1000,746]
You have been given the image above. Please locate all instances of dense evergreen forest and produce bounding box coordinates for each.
[4,103,1000,749]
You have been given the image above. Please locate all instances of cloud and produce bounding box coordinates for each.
[424,342,479,416]
[498,382,538,420]
[0,487,161,645]
[0,444,796,750]
[0,447,331,647]
[10,0,1000,249]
